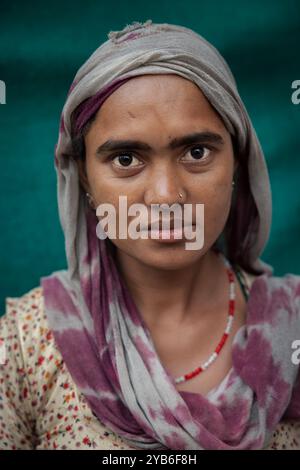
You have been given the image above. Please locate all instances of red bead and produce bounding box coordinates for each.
[185,367,202,380]
[229,299,235,314]
[215,333,228,353]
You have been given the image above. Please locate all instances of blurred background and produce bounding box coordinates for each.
[0,0,299,313]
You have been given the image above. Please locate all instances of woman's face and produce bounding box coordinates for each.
[79,74,237,270]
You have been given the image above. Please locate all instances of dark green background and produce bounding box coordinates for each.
[0,0,299,314]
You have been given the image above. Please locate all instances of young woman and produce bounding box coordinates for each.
[1,20,299,450]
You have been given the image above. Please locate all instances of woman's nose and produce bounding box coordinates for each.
[144,166,185,206]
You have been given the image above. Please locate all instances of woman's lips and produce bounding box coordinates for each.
[143,224,196,243]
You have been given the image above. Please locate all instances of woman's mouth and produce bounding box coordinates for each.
[145,224,197,243]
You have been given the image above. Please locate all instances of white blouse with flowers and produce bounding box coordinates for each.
[0,282,299,450]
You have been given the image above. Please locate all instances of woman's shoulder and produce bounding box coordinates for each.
[240,268,300,333]
[2,285,45,328]
[1,285,57,363]
[0,286,65,448]
[0,280,61,367]
[241,268,300,296]
[0,287,136,450]
[1,285,64,403]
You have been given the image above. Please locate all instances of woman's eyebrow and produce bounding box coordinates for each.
[95,131,225,156]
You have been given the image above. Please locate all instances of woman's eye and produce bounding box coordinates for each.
[111,153,142,168]
[182,145,211,162]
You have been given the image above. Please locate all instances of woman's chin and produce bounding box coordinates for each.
[131,242,203,271]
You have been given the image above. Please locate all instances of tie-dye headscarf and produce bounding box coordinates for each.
[41,20,300,449]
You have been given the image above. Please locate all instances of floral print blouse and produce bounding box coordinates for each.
[0,283,299,450]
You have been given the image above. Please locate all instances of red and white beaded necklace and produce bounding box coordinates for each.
[174,251,235,384]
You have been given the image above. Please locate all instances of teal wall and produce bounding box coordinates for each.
[0,0,299,313]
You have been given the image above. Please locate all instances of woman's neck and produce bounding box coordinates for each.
[115,248,226,329]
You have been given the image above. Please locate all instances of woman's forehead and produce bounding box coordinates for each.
[87,76,227,137]
[97,74,205,108]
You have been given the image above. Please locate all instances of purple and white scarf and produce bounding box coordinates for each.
[41,20,300,449]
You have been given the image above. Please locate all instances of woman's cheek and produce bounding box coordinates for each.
[204,186,232,232]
